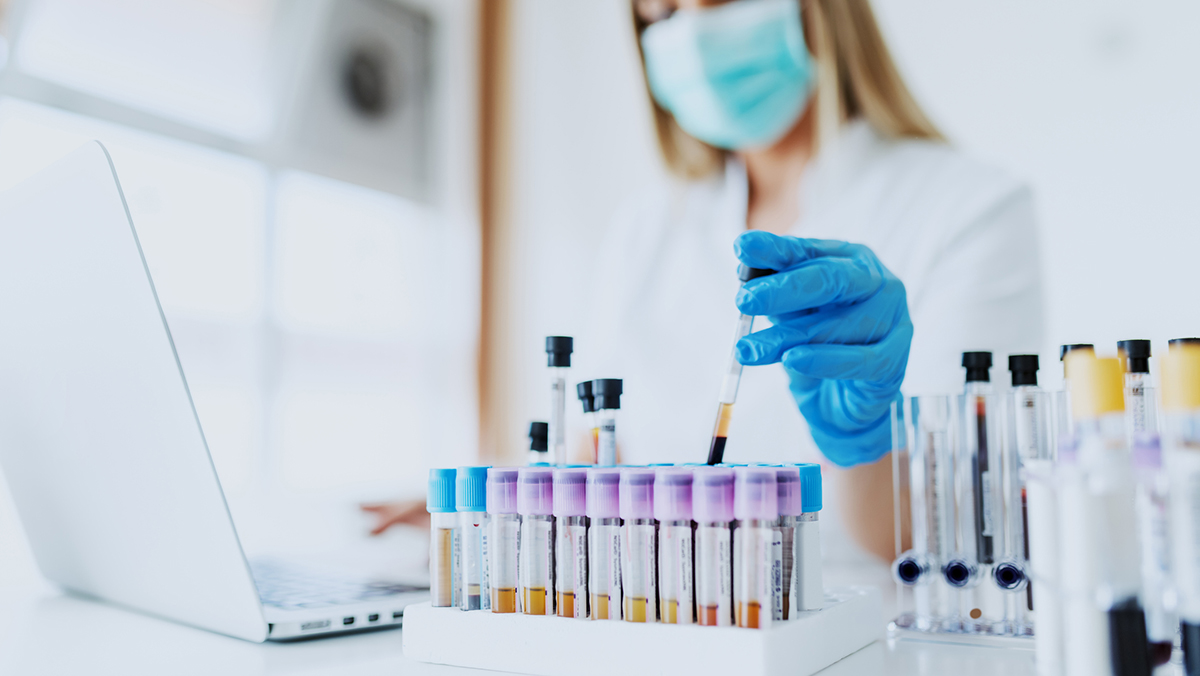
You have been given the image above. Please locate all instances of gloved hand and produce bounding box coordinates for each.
[733,231,912,467]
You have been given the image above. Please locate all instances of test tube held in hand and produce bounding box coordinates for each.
[707,265,775,465]
[517,467,556,616]
[546,337,573,466]
[486,468,520,613]
[427,469,457,608]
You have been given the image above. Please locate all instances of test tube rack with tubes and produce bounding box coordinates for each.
[404,464,882,676]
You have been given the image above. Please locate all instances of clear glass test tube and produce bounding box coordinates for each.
[528,422,549,466]
[707,265,775,465]
[903,395,957,630]
[594,379,622,466]
[486,468,520,613]
[456,466,490,611]
[1119,340,1157,438]
[734,467,780,629]
[620,467,657,623]
[546,337,573,466]
[1005,357,1047,636]
[427,468,458,608]
[577,381,598,463]
[586,467,622,620]
[553,467,589,619]
[693,467,735,627]
[517,467,555,616]
[655,468,695,625]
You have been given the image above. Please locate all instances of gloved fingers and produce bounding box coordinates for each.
[734,230,867,271]
[736,255,885,316]
[779,322,912,382]
[735,296,898,365]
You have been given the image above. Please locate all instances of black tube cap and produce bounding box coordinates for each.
[1106,598,1153,676]
[1008,354,1039,387]
[593,378,623,410]
[1171,338,1200,347]
[546,336,573,367]
[962,351,993,383]
[737,265,775,283]
[576,381,595,413]
[528,422,548,452]
[1118,340,1152,374]
[1060,343,1094,360]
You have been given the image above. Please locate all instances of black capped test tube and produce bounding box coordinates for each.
[546,337,573,466]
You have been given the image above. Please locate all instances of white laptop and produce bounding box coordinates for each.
[0,142,428,641]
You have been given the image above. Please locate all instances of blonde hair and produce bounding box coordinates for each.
[633,0,944,179]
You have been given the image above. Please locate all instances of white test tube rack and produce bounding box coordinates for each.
[403,586,881,676]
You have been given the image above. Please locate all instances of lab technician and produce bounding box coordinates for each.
[587,0,1043,560]
[365,0,1043,561]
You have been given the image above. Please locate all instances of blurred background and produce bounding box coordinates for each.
[0,0,1196,533]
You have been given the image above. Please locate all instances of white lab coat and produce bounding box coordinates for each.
[584,120,1044,560]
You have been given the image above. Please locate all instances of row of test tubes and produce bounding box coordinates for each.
[892,340,1200,676]
[426,463,824,628]
[891,351,1050,638]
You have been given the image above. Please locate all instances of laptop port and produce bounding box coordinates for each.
[301,620,330,631]
[368,614,379,623]
[342,616,355,626]
[392,611,403,620]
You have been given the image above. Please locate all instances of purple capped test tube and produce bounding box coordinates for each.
[553,467,588,619]
[620,467,657,623]
[517,467,554,616]
[734,467,781,629]
[655,467,695,624]
[587,467,622,620]
[486,468,520,613]
[694,467,735,626]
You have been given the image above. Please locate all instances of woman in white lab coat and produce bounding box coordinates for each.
[587,0,1044,561]
[366,0,1043,561]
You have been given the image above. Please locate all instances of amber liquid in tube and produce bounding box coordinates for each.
[492,587,517,613]
[708,403,734,465]
[557,592,575,618]
[738,602,762,629]
[432,528,454,607]
[591,594,610,620]
[523,587,547,616]
[699,605,720,626]
[625,597,650,623]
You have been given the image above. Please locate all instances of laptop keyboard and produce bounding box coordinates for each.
[251,560,426,610]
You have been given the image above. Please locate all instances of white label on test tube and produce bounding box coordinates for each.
[621,520,657,623]
[771,528,784,621]
[796,513,823,611]
[550,372,567,465]
[658,523,695,624]
[597,412,617,467]
[735,522,775,629]
[1024,460,1062,675]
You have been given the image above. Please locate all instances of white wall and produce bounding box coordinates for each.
[499,0,1200,449]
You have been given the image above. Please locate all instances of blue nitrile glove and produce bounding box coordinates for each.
[733,231,912,467]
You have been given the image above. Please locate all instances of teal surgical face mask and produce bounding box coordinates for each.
[641,0,814,151]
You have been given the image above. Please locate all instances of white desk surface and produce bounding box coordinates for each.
[0,478,1042,676]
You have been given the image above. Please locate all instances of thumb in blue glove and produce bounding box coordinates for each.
[733,231,912,467]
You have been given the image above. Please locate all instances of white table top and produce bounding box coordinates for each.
[0,478,1041,676]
